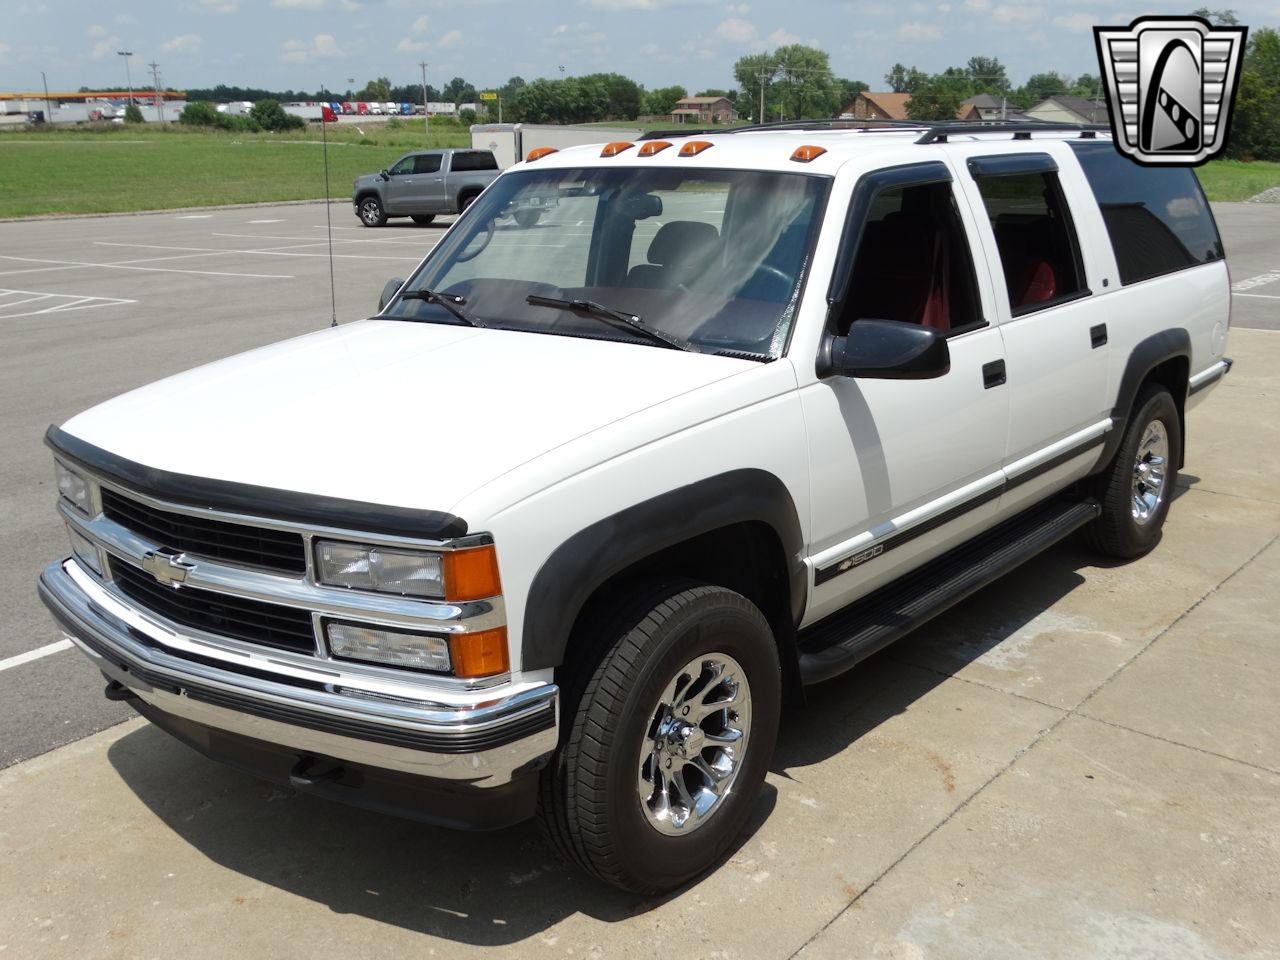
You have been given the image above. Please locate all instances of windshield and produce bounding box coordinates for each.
[385,165,830,358]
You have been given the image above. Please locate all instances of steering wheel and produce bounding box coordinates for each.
[455,218,495,263]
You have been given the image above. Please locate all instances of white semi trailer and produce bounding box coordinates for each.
[469,123,645,169]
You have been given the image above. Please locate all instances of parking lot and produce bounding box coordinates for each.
[1,200,1278,958]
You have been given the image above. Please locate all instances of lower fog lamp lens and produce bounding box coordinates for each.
[67,525,102,575]
[326,621,452,673]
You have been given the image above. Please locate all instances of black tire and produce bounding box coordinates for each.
[411,214,435,225]
[513,209,542,228]
[538,580,781,894]
[357,196,386,227]
[457,192,479,215]
[1086,383,1181,559]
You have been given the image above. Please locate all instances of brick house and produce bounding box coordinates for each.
[671,96,737,124]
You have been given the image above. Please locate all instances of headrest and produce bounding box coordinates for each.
[648,220,719,266]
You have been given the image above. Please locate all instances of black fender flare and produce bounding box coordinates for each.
[520,469,806,671]
[1095,327,1191,472]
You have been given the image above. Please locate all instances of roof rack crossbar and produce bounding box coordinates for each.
[914,121,1110,144]
[635,118,1111,144]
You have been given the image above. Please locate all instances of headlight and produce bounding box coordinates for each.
[315,541,501,602]
[316,541,446,598]
[55,461,93,515]
[326,621,452,672]
[67,524,102,575]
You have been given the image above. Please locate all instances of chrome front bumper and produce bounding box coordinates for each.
[38,559,558,789]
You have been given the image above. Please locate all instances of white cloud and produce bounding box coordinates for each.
[163,33,202,52]
[437,29,462,48]
[87,23,109,37]
[280,33,345,63]
[193,0,237,11]
[273,0,326,7]
[578,0,706,8]
[963,0,989,10]
[0,41,10,64]
[714,17,758,43]
[990,2,1043,24]
[724,2,749,11]
[899,20,942,40]
[114,12,136,23]
[396,37,429,53]
[412,14,429,31]
[338,0,362,8]
[765,27,799,45]
[1052,11,1096,31]
[89,32,123,59]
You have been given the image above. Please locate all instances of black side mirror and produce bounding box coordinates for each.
[818,318,950,380]
[378,277,404,312]
[380,169,390,180]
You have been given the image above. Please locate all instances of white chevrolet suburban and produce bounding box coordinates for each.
[39,121,1233,894]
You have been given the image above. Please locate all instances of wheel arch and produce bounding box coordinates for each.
[521,469,807,698]
[1096,328,1191,472]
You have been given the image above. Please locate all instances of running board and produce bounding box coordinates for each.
[797,498,1101,685]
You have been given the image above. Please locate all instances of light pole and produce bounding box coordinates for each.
[41,70,53,124]
[419,61,429,136]
[117,50,134,104]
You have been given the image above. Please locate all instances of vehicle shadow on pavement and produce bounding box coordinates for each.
[105,725,776,942]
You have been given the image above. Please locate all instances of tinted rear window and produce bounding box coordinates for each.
[1069,141,1222,286]
[450,151,499,172]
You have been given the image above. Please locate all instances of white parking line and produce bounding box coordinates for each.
[0,287,136,320]
[1231,270,1280,291]
[247,219,285,224]
[0,255,292,280]
[0,639,73,673]
[94,240,422,263]
[219,231,432,247]
[1234,292,1280,299]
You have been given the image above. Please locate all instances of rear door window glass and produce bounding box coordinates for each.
[1069,140,1223,285]
[974,171,1086,314]
[449,151,498,172]
[413,154,442,175]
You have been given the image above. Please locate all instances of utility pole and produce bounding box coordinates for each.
[419,61,429,136]
[41,70,52,125]
[117,50,133,103]
[148,61,164,122]
[757,69,769,124]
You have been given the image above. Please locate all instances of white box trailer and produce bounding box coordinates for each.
[470,123,644,169]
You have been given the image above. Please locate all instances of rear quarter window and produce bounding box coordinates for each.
[1069,141,1223,286]
[450,151,499,172]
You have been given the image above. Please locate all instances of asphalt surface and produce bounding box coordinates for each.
[0,200,1276,766]
[0,199,1277,958]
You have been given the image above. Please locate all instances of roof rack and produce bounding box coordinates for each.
[636,118,1110,144]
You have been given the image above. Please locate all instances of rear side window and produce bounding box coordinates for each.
[974,170,1086,315]
[450,151,498,172]
[1069,141,1223,285]
[413,154,442,175]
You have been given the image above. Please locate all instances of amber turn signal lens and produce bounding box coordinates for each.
[679,140,714,156]
[451,627,510,678]
[600,141,635,157]
[790,144,828,162]
[638,140,672,156]
[525,146,558,162]
[442,545,502,602]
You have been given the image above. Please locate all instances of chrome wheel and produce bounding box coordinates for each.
[1131,419,1169,524]
[637,653,752,836]
[359,199,381,225]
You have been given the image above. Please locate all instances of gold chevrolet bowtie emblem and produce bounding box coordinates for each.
[141,550,195,587]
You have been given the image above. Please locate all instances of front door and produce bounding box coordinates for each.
[800,162,1011,623]
[382,153,443,214]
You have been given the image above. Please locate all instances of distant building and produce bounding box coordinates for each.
[671,96,737,124]
[838,91,913,121]
[1025,95,1110,125]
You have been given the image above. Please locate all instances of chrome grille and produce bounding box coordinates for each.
[111,556,317,654]
[101,488,307,574]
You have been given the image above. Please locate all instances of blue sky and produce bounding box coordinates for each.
[2,0,1275,96]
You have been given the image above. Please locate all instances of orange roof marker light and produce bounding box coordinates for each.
[678,140,714,157]
[638,140,673,156]
[791,144,828,163]
[600,141,635,157]
[525,146,558,162]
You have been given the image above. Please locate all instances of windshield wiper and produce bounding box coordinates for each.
[526,295,692,352]
[399,288,486,328]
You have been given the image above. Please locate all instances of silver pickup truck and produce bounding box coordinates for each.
[352,149,501,227]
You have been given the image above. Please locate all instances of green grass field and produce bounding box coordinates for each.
[0,122,470,218]
[1,123,1277,216]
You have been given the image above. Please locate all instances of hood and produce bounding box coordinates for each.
[61,320,754,517]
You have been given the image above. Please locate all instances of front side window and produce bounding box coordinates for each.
[388,156,415,176]
[975,171,1086,314]
[386,166,830,358]
[1069,140,1222,285]
[836,180,982,336]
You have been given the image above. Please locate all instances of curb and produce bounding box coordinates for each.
[0,197,350,224]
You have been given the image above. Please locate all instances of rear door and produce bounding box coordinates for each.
[954,149,1113,514]
[412,152,447,211]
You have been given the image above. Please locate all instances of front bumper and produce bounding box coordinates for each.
[38,559,558,829]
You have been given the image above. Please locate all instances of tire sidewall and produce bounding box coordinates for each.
[359,197,384,226]
[1114,387,1181,553]
[588,592,780,890]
